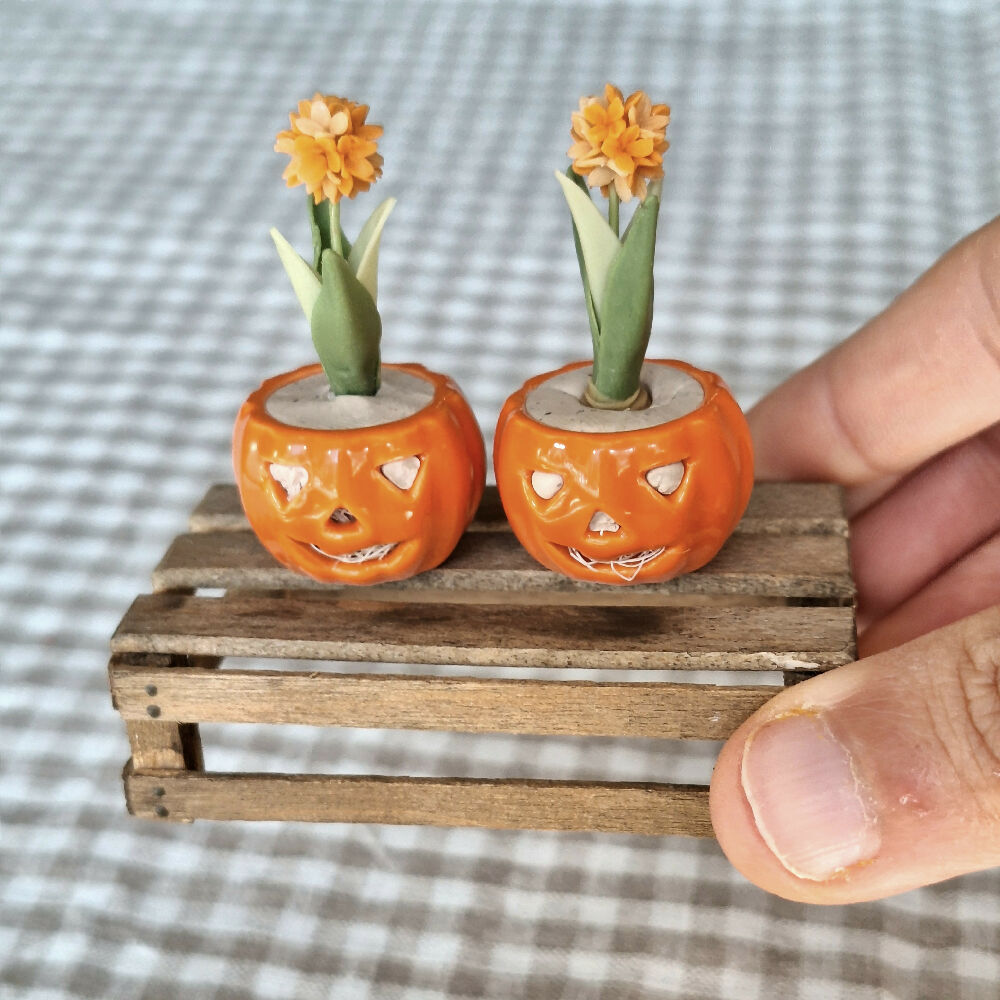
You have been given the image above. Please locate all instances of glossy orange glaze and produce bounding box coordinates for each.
[233,363,485,584]
[493,359,753,585]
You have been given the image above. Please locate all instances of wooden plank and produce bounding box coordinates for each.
[124,769,713,836]
[112,593,856,671]
[112,653,204,773]
[153,529,854,599]
[125,721,190,770]
[191,482,848,536]
[742,482,848,535]
[109,664,777,739]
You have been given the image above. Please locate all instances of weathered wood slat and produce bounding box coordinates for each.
[125,721,189,770]
[114,653,204,777]
[125,768,713,836]
[109,662,776,738]
[191,482,848,537]
[153,530,854,598]
[112,593,855,670]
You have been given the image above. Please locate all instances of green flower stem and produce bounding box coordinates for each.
[309,196,351,271]
[329,199,343,257]
[608,187,620,237]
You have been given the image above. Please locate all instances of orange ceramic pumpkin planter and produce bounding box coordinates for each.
[234,93,485,584]
[494,85,753,584]
[495,359,752,584]
[234,362,483,585]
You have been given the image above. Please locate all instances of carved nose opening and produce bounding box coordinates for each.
[588,510,621,534]
[329,507,357,525]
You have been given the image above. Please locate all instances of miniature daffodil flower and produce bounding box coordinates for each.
[275,93,384,204]
[568,84,669,202]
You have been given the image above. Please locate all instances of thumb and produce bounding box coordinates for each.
[709,605,1000,903]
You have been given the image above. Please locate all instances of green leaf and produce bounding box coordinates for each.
[565,169,602,355]
[270,227,322,320]
[308,196,330,270]
[591,193,661,402]
[308,197,350,271]
[347,196,396,303]
[310,248,382,395]
[554,170,621,314]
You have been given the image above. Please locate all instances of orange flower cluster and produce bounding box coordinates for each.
[275,94,383,204]
[568,84,670,202]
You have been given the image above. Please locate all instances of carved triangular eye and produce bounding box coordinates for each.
[381,455,421,490]
[269,463,308,499]
[645,462,684,495]
[530,471,564,499]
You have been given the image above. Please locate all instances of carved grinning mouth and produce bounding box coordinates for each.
[564,546,667,582]
[308,541,397,564]
[302,506,399,564]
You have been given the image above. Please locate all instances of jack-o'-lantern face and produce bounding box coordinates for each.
[494,360,753,585]
[234,363,485,584]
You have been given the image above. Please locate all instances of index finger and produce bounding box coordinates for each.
[749,216,1000,495]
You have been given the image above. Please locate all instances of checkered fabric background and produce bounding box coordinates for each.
[3,0,1000,996]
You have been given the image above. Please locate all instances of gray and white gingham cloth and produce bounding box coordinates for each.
[3,1,1000,997]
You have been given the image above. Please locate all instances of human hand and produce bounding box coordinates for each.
[709,217,1000,902]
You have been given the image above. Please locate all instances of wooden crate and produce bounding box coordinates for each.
[109,482,856,837]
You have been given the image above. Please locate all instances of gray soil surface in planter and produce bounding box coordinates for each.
[265,369,435,430]
[524,363,704,432]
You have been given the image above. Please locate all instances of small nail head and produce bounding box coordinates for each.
[145,684,158,696]
[152,786,165,798]
[154,805,169,818]
[146,705,161,718]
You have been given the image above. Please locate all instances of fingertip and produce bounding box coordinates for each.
[710,710,882,905]
[710,714,853,905]
[712,614,1000,904]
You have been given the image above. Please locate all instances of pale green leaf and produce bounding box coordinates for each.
[554,170,621,313]
[347,196,396,303]
[270,227,321,320]
[566,168,601,354]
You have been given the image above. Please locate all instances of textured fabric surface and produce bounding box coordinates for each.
[3,1,1000,997]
